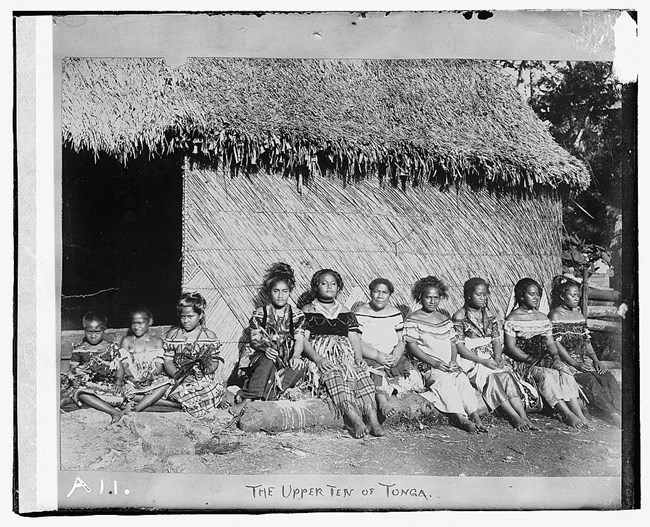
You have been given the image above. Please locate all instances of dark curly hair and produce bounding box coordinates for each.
[411,276,448,302]
[369,277,395,295]
[463,277,490,304]
[263,262,296,292]
[550,275,581,309]
[514,278,542,307]
[82,311,107,328]
[310,269,344,296]
[130,306,153,322]
[176,292,207,324]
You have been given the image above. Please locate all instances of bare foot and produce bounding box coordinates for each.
[526,419,540,431]
[609,412,622,427]
[454,415,480,434]
[229,399,250,417]
[564,413,584,429]
[377,398,397,423]
[346,411,368,439]
[509,416,531,432]
[366,412,385,437]
[108,410,125,427]
[218,390,235,410]
[581,418,595,430]
[469,412,489,433]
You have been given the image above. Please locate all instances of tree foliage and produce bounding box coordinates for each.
[502,60,623,283]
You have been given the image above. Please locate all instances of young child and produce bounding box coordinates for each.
[548,276,621,426]
[232,263,307,414]
[163,292,227,418]
[117,307,175,412]
[62,311,124,424]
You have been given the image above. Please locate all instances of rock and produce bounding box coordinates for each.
[166,455,210,474]
[128,414,195,459]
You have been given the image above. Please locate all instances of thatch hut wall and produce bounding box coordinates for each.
[61,57,588,379]
[183,164,562,376]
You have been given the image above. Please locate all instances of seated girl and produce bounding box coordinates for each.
[353,277,424,421]
[503,278,590,429]
[548,276,621,426]
[62,311,124,424]
[404,276,488,434]
[453,278,537,431]
[233,263,307,413]
[301,269,384,438]
[163,293,227,419]
[117,307,176,412]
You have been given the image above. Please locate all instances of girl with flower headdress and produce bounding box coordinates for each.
[163,292,226,418]
[548,275,621,426]
[232,263,307,414]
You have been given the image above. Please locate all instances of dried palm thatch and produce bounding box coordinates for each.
[183,165,563,374]
[62,58,589,193]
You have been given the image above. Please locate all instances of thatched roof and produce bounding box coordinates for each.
[62,58,590,192]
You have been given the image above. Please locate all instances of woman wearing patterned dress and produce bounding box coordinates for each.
[301,269,384,438]
[404,276,488,434]
[233,263,307,413]
[503,278,590,429]
[453,277,537,431]
[163,292,226,418]
[548,276,621,426]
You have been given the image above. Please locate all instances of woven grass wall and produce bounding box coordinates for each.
[182,165,562,378]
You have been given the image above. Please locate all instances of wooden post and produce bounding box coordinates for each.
[582,267,589,317]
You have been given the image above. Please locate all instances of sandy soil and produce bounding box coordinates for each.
[60,406,621,477]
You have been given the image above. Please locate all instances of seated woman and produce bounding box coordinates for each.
[232,263,307,414]
[301,269,384,438]
[503,278,590,429]
[163,292,227,419]
[404,276,487,434]
[354,277,424,421]
[548,275,621,426]
[453,278,537,431]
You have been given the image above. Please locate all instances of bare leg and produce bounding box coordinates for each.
[554,400,584,428]
[567,398,593,428]
[229,398,252,416]
[509,395,539,430]
[364,408,385,437]
[132,384,170,412]
[344,408,368,439]
[218,389,235,409]
[77,393,124,425]
[469,411,488,433]
[497,399,530,431]
[449,413,479,434]
[609,412,622,427]
[375,392,396,423]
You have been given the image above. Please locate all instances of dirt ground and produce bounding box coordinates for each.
[60,405,621,477]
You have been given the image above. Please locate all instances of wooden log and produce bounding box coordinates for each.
[588,300,615,307]
[587,318,622,333]
[238,399,342,432]
[587,287,620,302]
[585,306,620,319]
[237,391,486,433]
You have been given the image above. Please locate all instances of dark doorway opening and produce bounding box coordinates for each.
[62,146,183,330]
